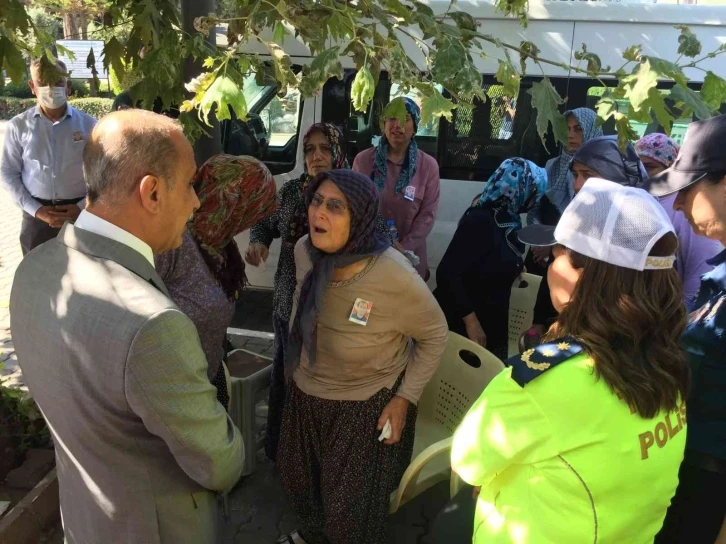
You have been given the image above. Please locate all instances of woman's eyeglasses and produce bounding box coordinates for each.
[310,193,348,215]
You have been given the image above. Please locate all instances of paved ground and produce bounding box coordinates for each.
[0,121,23,389]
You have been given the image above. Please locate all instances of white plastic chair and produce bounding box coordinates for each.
[508,272,543,357]
[389,332,504,513]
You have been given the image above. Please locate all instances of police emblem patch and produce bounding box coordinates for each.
[507,337,585,387]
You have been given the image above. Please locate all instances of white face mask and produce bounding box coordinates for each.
[36,85,67,109]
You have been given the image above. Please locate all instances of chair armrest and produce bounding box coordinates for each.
[390,436,453,514]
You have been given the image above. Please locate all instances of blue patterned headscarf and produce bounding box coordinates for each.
[373,97,421,195]
[548,108,603,200]
[475,158,548,258]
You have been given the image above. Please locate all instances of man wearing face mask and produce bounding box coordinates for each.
[1,58,97,255]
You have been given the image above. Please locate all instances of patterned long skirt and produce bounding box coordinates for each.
[277,379,417,544]
[265,314,289,461]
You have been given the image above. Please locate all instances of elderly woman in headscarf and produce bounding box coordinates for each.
[353,96,441,279]
[276,169,448,544]
[433,158,547,361]
[527,108,603,267]
[155,155,276,406]
[246,123,349,460]
[636,133,722,309]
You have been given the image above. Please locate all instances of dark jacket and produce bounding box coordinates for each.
[681,248,726,462]
[434,205,524,356]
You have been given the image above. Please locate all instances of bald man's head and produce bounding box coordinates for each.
[83,110,187,205]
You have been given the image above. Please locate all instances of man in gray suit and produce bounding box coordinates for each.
[10,110,244,543]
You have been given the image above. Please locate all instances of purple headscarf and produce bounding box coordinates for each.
[286,169,391,373]
[635,133,680,169]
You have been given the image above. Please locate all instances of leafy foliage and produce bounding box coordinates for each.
[0,75,34,98]
[3,0,726,148]
[0,372,52,480]
[528,79,568,152]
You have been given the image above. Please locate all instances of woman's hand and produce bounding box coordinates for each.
[463,313,487,348]
[245,243,269,266]
[377,395,410,445]
[393,239,406,253]
[472,486,481,500]
[531,246,551,266]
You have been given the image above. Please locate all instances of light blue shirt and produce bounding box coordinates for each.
[0,104,97,216]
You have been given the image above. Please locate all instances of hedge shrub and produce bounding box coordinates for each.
[70,97,114,118]
[69,79,90,98]
[0,97,114,120]
[1,78,102,100]
[1,75,34,99]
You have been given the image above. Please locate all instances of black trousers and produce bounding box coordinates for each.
[20,211,60,256]
[656,456,726,543]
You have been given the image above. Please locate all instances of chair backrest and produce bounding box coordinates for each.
[417,332,504,435]
[508,273,543,357]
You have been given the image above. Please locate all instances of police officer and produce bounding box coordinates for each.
[451,179,690,543]
[649,114,726,543]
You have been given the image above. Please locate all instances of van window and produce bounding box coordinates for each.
[260,90,302,147]
[486,85,518,140]
[437,79,548,182]
[222,71,303,174]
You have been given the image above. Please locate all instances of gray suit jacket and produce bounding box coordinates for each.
[10,224,244,543]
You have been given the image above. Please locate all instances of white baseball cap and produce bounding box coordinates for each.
[518,178,676,271]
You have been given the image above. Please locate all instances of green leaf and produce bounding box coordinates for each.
[701,71,726,110]
[38,55,64,86]
[420,87,456,127]
[298,46,343,97]
[263,40,297,92]
[674,25,702,58]
[453,61,485,101]
[623,59,659,112]
[574,44,607,76]
[4,0,29,35]
[203,57,215,69]
[102,37,126,85]
[383,0,411,19]
[622,45,642,63]
[0,37,27,84]
[669,84,714,120]
[411,0,435,17]
[495,60,521,98]
[627,103,652,124]
[432,36,466,82]
[387,40,419,86]
[198,75,248,126]
[351,66,375,113]
[450,12,478,33]
[614,115,639,151]
[519,41,541,74]
[381,96,408,130]
[646,88,674,135]
[595,95,618,126]
[527,79,568,150]
[86,48,101,93]
[273,21,286,43]
[645,56,688,87]
[342,40,367,68]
